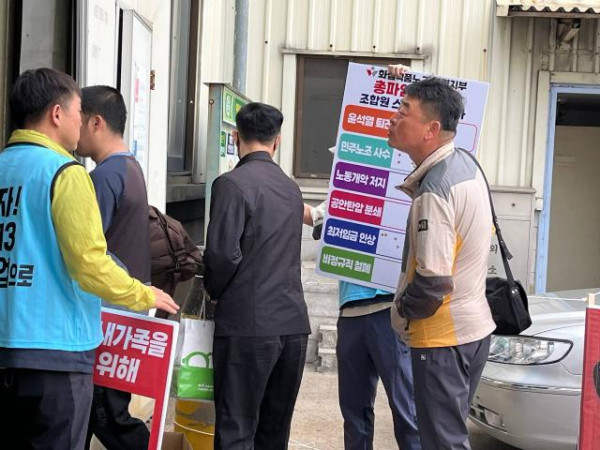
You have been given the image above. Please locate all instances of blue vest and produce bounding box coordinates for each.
[0,144,103,351]
[339,281,392,307]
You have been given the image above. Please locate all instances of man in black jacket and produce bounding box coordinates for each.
[204,102,311,450]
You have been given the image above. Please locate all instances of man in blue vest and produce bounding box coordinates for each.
[306,204,420,450]
[76,85,152,450]
[0,68,178,449]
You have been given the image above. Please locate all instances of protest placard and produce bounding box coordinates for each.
[94,309,179,450]
[316,63,489,290]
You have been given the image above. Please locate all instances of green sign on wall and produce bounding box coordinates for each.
[222,87,246,126]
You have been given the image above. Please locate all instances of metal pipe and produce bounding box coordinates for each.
[497,18,512,185]
[549,18,557,71]
[261,0,272,102]
[571,30,579,72]
[233,0,249,94]
[595,19,600,73]
[520,18,534,186]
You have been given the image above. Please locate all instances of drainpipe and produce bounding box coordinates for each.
[233,0,248,95]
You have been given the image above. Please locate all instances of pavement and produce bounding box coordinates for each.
[288,367,519,450]
[160,365,520,450]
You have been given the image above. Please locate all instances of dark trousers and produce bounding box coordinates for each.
[0,368,93,450]
[337,309,420,450]
[213,334,308,450]
[411,335,491,450]
[85,385,149,450]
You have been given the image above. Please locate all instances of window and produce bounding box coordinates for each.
[167,0,200,172]
[17,0,75,76]
[294,55,406,179]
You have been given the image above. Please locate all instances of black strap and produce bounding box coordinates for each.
[457,148,516,284]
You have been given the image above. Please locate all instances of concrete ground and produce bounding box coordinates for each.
[288,367,519,450]
[159,366,520,449]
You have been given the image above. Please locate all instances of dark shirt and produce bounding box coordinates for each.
[91,153,151,284]
[204,151,311,337]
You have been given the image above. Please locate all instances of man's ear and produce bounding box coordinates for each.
[232,129,240,148]
[273,134,281,152]
[49,104,62,127]
[93,114,103,130]
[425,120,441,141]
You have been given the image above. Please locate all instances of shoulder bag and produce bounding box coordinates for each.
[459,148,532,335]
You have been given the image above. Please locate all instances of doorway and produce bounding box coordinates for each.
[537,86,600,292]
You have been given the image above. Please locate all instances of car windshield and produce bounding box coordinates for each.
[528,288,598,315]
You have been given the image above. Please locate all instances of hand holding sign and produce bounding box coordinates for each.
[387,64,410,77]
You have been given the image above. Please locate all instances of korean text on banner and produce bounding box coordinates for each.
[578,293,600,449]
[315,63,489,291]
[94,308,179,450]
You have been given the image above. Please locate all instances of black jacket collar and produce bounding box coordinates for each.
[236,150,275,168]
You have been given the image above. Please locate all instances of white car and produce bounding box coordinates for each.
[469,288,595,450]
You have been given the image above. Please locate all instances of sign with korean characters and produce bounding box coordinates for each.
[94,309,179,450]
[223,86,246,126]
[0,186,34,289]
[316,63,489,291]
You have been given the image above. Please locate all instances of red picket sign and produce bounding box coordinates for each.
[578,295,600,449]
[94,308,179,450]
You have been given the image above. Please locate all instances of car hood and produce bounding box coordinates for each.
[514,290,590,375]
[523,290,589,335]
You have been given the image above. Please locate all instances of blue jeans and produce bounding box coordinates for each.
[337,307,420,450]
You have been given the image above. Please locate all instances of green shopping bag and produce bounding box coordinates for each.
[175,315,215,400]
[177,350,214,400]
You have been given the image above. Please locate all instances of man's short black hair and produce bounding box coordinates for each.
[235,102,283,144]
[405,77,465,133]
[81,85,127,136]
[9,68,81,129]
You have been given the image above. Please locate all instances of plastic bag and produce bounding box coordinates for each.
[174,298,214,400]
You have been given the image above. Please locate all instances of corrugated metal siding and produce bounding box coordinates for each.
[243,0,494,176]
[201,1,600,190]
[246,0,493,100]
[496,0,600,14]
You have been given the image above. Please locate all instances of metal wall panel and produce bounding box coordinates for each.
[201,0,600,192]
[244,0,494,179]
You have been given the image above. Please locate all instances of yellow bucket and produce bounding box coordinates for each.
[173,398,215,449]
